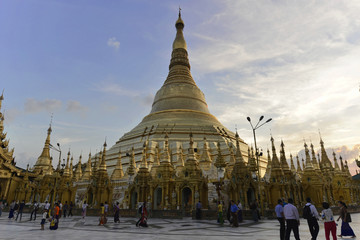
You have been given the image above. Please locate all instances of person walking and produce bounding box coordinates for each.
[58,201,63,219]
[114,202,120,223]
[104,201,109,218]
[136,201,148,227]
[0,200,3,217]
[230,200,239,227]
[8,200,15,219]
[275,199,285,240]
[82,201,88,219]
[40,209,48,230]
[63,201,68,218]
[0,200,4,217]
[195,201,202,220]
[320,202,337,240]
[336,201,355,238]
[303,197,319,240]
[13,201,19,220]
[44,201,50,218]
[30,201,39,221]
[68,201,73,217]
[15,200,25,221]
[284,198,300,240]
[98,203,106,226]
[237,200,243,223]
[250,200,258,222]
[217,201,224,226]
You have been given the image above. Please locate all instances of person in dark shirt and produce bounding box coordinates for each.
[15,200,25,221]
[68,201,73,217]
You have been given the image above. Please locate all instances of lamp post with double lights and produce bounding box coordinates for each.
[246,116,272,216]
[49,143,61,208]
[214,142,227,203]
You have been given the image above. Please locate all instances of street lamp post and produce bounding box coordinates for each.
[49,143,61,208]
[246,116,272,216]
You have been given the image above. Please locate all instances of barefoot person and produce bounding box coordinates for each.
[336,201,355,238]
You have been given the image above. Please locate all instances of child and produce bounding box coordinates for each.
[321,202,337,240]
[41,209,47,230]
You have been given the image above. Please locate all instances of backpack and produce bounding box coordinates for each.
[303,205,312,219]
[138,206,142,214]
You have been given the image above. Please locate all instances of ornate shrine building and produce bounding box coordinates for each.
[1,12,359,212]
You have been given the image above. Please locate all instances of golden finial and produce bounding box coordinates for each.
[179,6,181,17]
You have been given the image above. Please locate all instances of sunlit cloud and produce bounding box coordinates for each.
[24,98,62,113]
[186,0,360,157]
[107,37,120,50]
[66,100,88,113]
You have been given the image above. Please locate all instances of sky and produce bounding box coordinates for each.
[1,0,359,174]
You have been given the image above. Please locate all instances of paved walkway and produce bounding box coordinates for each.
[0,212,359,240]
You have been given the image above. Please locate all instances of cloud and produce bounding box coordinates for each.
[58,137,88,145]
[107,37,120,50]
[187,1,360,154]
[93,81,154,106]
[3,108,21,123]
[66,100,88,113]
[24,98,62,113]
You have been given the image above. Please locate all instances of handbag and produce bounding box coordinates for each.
[345,212,352,222]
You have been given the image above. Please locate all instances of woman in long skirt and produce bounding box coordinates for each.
[336,201,355,238]
[114,202,120,223]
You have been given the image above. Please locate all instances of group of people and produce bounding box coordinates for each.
[215,200,244,227]
[275,197,356,240]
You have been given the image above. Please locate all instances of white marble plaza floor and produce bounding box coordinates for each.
[0,212,359,240]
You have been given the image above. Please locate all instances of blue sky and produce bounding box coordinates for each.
[1,0,359,173]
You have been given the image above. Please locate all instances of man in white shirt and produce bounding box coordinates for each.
[44,201,50,218]
[284,198,300,240]
[304,197,319,240]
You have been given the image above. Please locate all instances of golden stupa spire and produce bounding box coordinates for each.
[310,143,320,170]
[302,157,305,170]
[296,155,302,173]
[0,89,4,111]
[248,146,257,173]
[34,122,53,174]
[126,147,136,176]
[332,151,341,172]
[186,132,197,162]
[70,155,74,178]
[263,148,272,180]
[82,152,92,181]
[340,156,345,172]
[214,141,226,169]
[279,140,290,170]
[161,132,171,163]
[270,136,281,169]
[74,154,82,181]
[140,143,148,169]
[173,7,187,51]
[304,142,314,170]
[235,131,246,166]
[111,149,124,180]
[63,150,71,177]
[319,133,333,170]
[290,154,296,173]
[98,141,107,172]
